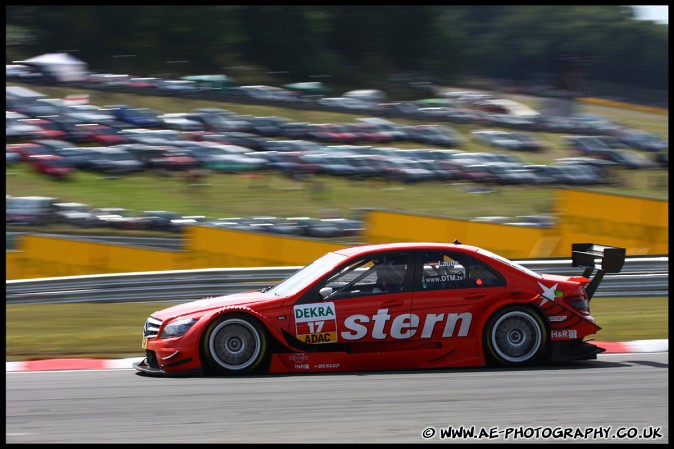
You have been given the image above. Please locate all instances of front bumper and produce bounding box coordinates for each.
[133,350,203,377]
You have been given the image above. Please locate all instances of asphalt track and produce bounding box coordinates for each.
[6,352,668,444]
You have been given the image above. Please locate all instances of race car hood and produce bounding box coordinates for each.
[150,290,281,321]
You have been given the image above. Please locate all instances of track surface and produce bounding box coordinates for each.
[6,353,668,444]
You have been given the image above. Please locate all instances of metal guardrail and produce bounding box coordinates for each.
[5,257,668,305]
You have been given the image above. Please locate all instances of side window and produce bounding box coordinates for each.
[419,252,467,290]
[465,262,503,287]
[418,251,505,290]
[323,257,379,297]
[321,252,409,299]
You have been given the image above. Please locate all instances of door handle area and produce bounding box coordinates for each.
[464,294,485,300]
[382,300,404,308]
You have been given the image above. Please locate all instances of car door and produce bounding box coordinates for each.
[291,251,413,349]
[409,250,507,363]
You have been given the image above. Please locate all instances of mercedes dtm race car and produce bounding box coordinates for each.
[134,241,625,376]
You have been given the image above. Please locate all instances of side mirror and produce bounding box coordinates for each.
[319,287,333,299]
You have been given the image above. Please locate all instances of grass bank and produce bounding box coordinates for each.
[5,296,668,361]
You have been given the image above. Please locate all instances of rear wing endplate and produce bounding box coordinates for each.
[572,243,626,300]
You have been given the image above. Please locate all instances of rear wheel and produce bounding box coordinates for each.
[483,305,547,367]
[201,314,268,375]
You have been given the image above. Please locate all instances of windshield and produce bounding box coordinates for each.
[269,252,346,296]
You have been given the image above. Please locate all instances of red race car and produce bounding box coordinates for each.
[134,241,625,377]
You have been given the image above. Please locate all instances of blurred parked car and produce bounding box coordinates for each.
[10,117,69,140]
[472,130,510,147]
[141,210,185,232]
[108,105,164,128]
[184,111,251,132]
[524,164,603,186]
[562,135,619,154]
[155,79,201,93]
[6,63,44,80]
[7,141,54,161]
[243,116,292,137]
[122,145,200,171]
[91,207,149,230]
[197,132,268,151]
[235,85,297,101]
[27,154,77,179]
[157,113,205,131]
[62,122,131,145]
[555,157,620,173]
[6,196,59,226]
[6,111,43,141]
[406,125,465,147]
[318,97,372,112]
[307,123,360,144]
[78,147,144,174]
[612,129,668,152]
[460,163,538,185]
[53,202,98,227]
[589,148,657,170]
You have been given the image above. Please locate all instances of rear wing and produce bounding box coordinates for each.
[572,243,626,300]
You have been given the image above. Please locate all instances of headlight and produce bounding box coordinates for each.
[160,317,198,338]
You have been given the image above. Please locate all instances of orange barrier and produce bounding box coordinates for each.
[578,97,668,115]
[365,189,667,258]
[5,190,668,280]
[554,189,668,256]
[6,228,346,280]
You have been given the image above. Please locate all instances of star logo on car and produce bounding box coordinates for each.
[538,282,559,305]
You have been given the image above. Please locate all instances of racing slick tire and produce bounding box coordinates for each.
[483,305,548,367]
[201,313,269,375]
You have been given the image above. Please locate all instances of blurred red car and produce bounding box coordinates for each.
[67,123,131,145]
[308,123,360,144]
[135,241,624,377]
[15,118,69,140]
[7,142,54,162]
[27,154,76,179]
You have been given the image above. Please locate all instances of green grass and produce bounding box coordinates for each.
[5,297,667,361]
[590,296,669,342]
[6,158,668,225]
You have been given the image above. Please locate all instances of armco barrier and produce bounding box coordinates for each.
[5,257,668,305]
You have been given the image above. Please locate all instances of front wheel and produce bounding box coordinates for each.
[201,314,268,375]
[483,305,547,367]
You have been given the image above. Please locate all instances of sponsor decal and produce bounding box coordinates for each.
[538,282,564,305]
[551,329,578,340]
[289,353,309,363]
[294,302,338,344]
[340,309,472,341]
[315,363,340,369]
[425,273,465,284]
[548,315,568,322]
